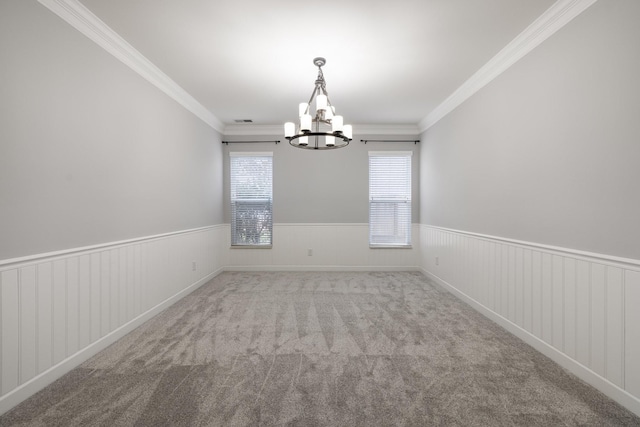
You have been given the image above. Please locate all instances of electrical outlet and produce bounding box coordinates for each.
[435,257,439,266]
[192,261,197,271]
[308,249,313,256]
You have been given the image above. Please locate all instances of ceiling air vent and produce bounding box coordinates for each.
[234,119,253,123]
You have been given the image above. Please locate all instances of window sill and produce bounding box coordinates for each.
[230,245,272,249]
[369,245,413,249]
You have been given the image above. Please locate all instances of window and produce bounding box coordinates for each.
[369,151,412,247]
[230,152,273,246]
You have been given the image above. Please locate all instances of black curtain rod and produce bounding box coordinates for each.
[222,140,280,145]
[361,139,420,144]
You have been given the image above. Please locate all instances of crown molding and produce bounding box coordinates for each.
[38,0,225,133]
[38,0,598,137]
[223,123,420,137]
[352,124,421,136]
[222,124,282,136]
[419,0,599,133]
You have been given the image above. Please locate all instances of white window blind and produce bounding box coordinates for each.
[230,152,273,246]
[369,151,412,246]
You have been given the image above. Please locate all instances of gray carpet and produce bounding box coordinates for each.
[1,271,638,426]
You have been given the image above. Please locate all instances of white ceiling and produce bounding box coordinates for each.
[78,0,556,130]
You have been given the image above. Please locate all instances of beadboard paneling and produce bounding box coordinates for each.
[3,222,639,418]
[626,270,640,397]
[419,224,640,416]
[0,225,227,415]
[1,270,19,395]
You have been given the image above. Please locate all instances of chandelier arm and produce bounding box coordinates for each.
[324,93,333,108]
[305,86,318,114]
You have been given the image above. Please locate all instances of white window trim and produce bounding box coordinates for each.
[229,151,274,157]
[230,152,273,248]
[368,151,413,157]
[368,150,413,248]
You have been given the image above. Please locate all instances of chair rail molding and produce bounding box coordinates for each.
[419,223,640,417]
[0,225,229,415]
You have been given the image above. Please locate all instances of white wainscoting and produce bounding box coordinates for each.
[419,224,640,417]
[0,225,228,415]
[3,222,639,418]
[227,223,420,271]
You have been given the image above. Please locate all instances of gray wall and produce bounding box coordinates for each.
[222,135,420,224]
[420,0,640,260]
[0,0,224,260]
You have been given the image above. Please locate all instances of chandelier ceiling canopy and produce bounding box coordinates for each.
[284,58,352,150]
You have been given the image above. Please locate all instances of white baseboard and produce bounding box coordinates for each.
[4,220,639,419]
[0,268,222,415]
[224,265,421,272]
[420,267,640,417]
[0,225,228,416]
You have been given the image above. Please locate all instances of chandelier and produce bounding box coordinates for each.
[284,57,352,150]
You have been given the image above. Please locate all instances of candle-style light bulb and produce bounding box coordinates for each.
[316,94,327,112]
[300,114,312,132]
[332,115,343,133]
[284,122,295,137]
[343,124,353,140]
